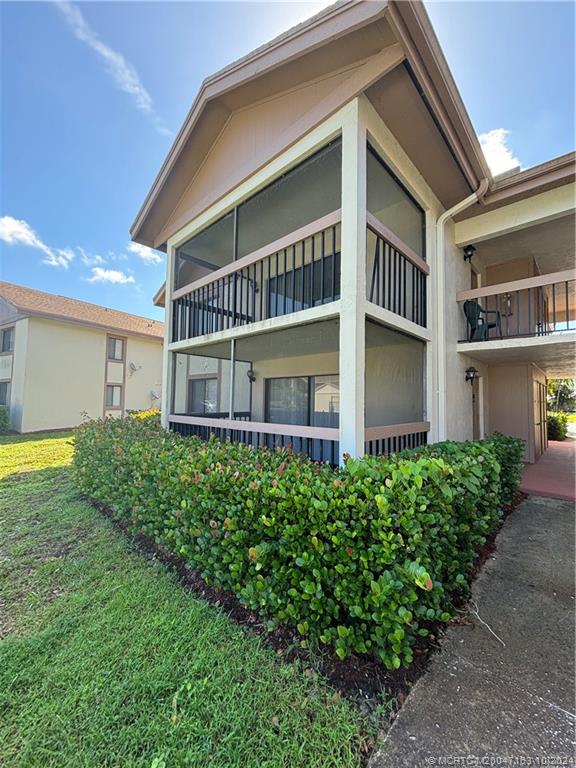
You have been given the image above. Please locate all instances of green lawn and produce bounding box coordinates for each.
[0,432,368,768]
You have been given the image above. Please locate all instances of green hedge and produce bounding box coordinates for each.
[74,417,524,669]
[547,411,568,441]
[0,405,9,434]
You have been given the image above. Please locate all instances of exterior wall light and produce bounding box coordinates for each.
[465,366,479,385]
[463,244,476,263]
[247,368,256,383]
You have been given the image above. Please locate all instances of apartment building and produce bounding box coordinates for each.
[131,0,575,464]
[0,281,164,432]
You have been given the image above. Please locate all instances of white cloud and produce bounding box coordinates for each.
[478,128,522,177]
[86,267,135,285]
[78,246,105,267]
[127,242,163,265]
[0,216,74,269]
[55,1,172,137]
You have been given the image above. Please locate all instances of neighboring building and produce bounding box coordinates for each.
[0,281,164,432]
[132,0,575,465]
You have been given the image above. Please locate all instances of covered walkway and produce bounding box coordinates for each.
[521,438,575,501]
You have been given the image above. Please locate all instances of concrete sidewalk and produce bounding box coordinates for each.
[370,496,575,766]
[521,439,576,501]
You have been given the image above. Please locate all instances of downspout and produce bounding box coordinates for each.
[435,178,489,442]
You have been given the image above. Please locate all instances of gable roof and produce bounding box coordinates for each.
[131,0,491,249]
[0,281,164,340]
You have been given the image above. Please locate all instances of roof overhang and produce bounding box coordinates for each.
[132,0,494,250]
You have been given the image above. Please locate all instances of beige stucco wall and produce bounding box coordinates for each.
[16,318,163,433]
[123,337,163,412]
[21,318,106,432]
[444,219,490,442]
[487,362,533,462]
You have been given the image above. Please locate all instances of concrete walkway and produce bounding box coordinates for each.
[521,439,576,501]
[370,495,575,766]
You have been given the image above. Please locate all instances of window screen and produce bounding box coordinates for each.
[1,328,14,353]
[367,145,425,259]
[105,385,122,408]
[107,338,124,361]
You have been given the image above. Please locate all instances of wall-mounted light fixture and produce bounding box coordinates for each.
[463,244,476,264]
[247,368,256,383]
[465,366,479,385]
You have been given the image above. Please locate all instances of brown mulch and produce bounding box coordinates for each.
[95,490,526,725]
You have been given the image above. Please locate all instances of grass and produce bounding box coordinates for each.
[0,432,369,768]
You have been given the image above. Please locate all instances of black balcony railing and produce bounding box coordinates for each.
[366,214,428,328]
[171,212,341,343]
[457,271,575,342]
[364,430,428,457]
[169,416,339,465]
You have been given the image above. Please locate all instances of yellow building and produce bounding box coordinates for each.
[0,281,164,433]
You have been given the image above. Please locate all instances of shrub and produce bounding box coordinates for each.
[0,405,10,434]
[547,411,568,441]
[74,416,523,669]
[126,408,161,424]
[482,433,525,505]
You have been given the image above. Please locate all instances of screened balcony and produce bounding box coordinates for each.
[170,139,430,345]
[168,320,429,464]
[171,140,342,343]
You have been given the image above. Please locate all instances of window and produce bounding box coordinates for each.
[0,381,9,406]
[105,385,122,408]
[1,327,14,353]
[107,337,124,361]
[265,375,339,427]
[367,144,425,259]
[188,378,218,414]
[174,139,342,290]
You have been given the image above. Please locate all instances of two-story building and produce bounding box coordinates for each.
[132,0,575,464]
[0,281,164,432]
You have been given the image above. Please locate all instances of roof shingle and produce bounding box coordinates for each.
[0,281,164,340]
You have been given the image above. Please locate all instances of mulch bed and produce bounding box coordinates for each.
[95,489,527,730]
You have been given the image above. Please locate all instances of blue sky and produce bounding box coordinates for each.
[1,1,574,321]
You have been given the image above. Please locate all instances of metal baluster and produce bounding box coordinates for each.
[402,258,407,319]
[260,259,264,322]
[301,239,306,309]
[369,238,377,303]
[332,226,337,300]
[309,235,315,307]
[274,250,279,318]
[320,231,326,305]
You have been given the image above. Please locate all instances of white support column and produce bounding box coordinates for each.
[338,99,366,462]
[160,244,175,429]
[228,338,236,419]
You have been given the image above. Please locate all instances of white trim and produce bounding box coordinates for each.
[364,301,432,342]
[338,99,366,461]
[168,301,341,353]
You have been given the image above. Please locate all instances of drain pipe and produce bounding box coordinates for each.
[435,178,489,442]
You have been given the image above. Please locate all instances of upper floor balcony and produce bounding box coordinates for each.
[169,138,428,346]
[457,268,575,344]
